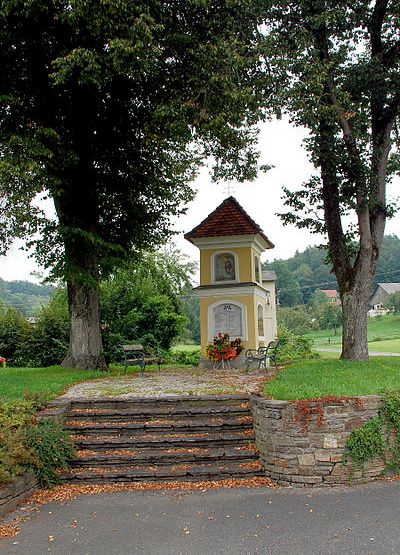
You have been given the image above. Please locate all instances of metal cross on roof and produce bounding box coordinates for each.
[223,182,236,196]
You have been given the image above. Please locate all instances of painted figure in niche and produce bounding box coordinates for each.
[215,253,235,281]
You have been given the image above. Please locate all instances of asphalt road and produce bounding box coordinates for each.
[1,481,400,555]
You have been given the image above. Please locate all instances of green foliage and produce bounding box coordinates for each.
[385,292,400,315]
[0,0,265,279]
[0,427,38,485]
[276,325,318,364]
[16,289,70,367]
[0,398,73,487]
[101,249,193,353]
[344,417,386,469]
[277,305,316,335]
[0,303,30,364]
[382,391,400,443]
[24,419,76,487]
[265,236,400,308]
[312,301,342,333]
[0,277,53,316]
[264,2,400,357]
[344,392,400,475]
[167,349,201,366]
[0,399,37,429]
[180,292,200,344]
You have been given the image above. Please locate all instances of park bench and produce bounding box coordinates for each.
[244,339,281,371]
[121,344,163,376]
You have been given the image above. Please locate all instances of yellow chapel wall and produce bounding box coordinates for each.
[200,246,254,285]
[199,294,257,354]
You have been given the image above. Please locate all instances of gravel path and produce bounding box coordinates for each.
[59,368,270,399]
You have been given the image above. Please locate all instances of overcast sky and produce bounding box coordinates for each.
[1,117,399,283]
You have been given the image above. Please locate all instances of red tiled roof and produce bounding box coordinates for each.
[185,197,274,248]
[321,290,339,299]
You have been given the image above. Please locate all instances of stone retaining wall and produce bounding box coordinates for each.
[0,473,38,519]
[251,394,386,486]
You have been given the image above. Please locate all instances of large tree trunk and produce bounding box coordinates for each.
[61,280,107,370]
[340,275,373,360]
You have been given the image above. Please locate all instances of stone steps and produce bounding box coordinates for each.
[67,406,249,422]
[69,395,249,411]
[59,460,264,484]
[71,446,259,467]
[64,417,253,436]
[62,395,263,484]
[71,430,255,449]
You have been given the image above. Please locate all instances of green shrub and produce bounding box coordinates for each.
[168,349,201,366]
[24,419,76,487]
[16,291,70,367]
[0,306,30,365]
[0,400,37,429]
[0,427,39,484]
[102,330,126,364]
[276,325,319,363]
[343,417,386,469]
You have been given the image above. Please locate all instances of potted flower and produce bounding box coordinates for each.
[0,356,6,368]
[205,333,243,369]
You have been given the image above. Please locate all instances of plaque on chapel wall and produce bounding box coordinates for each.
[213,303,242,337]
[214,253,235,281]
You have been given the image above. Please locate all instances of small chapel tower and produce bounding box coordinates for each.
[185,197,277,359]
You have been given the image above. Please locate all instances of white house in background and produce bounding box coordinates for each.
[369,283,400,317]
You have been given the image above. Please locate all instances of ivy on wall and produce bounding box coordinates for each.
[344,392,400,476]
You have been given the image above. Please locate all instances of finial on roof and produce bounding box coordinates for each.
[223,182,236,197]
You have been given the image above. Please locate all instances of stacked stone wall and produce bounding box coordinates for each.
[0,473,38,519]
[251,395,386,486]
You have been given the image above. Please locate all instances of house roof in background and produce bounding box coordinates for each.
[184,196,274,248]
[262,270,277,281]
[320,289,339,298]
[376,283,400,295]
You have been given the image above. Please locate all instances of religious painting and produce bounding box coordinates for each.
[214,253,236,282]
[213,303,243,337]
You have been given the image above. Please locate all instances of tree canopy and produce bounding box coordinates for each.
[263,0,400,359]
[0,0,265,368]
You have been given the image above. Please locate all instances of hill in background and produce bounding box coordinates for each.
[263,234,400,306]
[0,277,54,315]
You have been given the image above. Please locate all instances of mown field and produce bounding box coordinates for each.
[305,313,400,353]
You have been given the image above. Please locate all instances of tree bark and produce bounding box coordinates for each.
[340,271,374,360]
[61,280,107,370]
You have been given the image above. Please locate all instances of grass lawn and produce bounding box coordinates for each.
[367,339,400,353]
[305,314,400,352]
[0,364,188,401]
[172,344,200,352]
[264,357,400,400]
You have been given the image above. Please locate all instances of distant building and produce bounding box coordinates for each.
[320,290,341,305]
[369,283,400,316]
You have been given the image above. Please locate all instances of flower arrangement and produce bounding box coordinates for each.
[205,333,243,364]
[0,356,6,368]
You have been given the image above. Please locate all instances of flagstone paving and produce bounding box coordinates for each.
[59,368,270,399]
